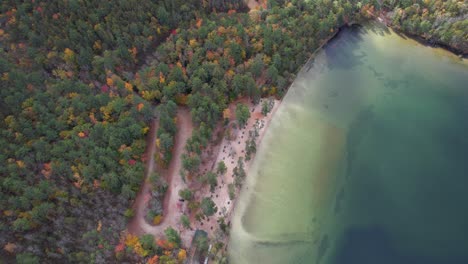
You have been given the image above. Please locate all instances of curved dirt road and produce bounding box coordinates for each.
[128,108,194,245]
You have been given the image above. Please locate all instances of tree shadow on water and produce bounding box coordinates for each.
[323,22,396,71]
[322,25,367,70]
[362,21,392,37]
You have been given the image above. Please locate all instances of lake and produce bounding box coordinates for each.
[228,23,468,264]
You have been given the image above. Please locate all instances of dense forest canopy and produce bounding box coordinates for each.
[0,0,466,263]
[384,0,467,52]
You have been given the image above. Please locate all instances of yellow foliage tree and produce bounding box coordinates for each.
[16,160,25,168]
[18,211,31,219]
[218,26,227,34]
[253,41,263,52]
[63,48,75,62]
[226,69,235,79]
[124,82,133,92]
[223,108,231,120]
[66,89,78,98]
[134,243,148,257]
[100,106,112,121]
[189,39,198,48]
[97,220,102,232]
[2,72,9,81]
[93,40,102,51]
[125,233,140,248]
[177,249,187,261]
[269,86,277,96]
[153,215,163,225]
[106,77,114,87]
[3,210,13,216]
[53,68,69,80]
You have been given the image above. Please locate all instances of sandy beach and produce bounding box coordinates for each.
[190,98,281,239]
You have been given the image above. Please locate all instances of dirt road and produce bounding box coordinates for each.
[128,108,194,246]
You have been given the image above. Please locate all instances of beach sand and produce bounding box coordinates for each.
[190,98,281,240]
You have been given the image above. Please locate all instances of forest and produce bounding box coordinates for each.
[384,0,467,53]
[0,0,466,263]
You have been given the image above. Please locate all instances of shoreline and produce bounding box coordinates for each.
[126,15,466,259]
[189,97,281,243]
[389,26,467,58]
[373,10,467,57]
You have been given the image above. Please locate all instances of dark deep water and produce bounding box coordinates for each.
[332,25,468,264]
[229,24,468,264]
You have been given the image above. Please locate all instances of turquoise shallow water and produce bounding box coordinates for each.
[229,23,468,264]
